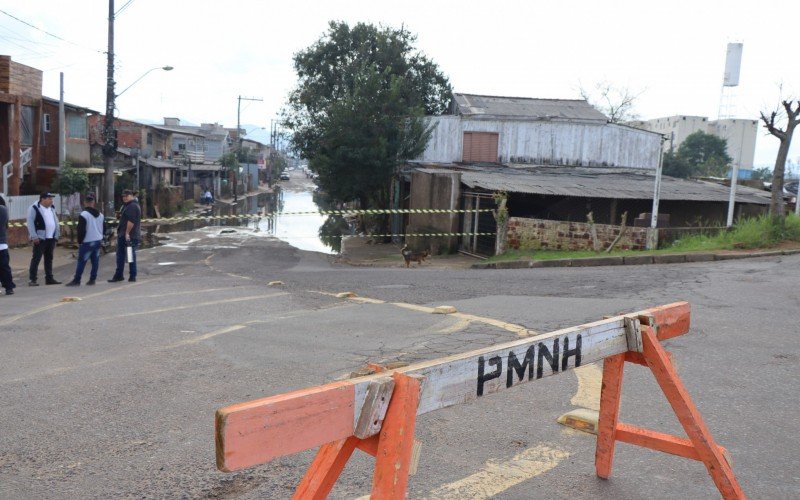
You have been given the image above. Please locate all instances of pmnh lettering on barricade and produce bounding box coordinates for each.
[214,302,745,499]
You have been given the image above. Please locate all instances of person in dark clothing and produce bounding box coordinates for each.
[108,189,141,283]
[26,192,61,286]
[0,195,16,295]
[65,194,104,287]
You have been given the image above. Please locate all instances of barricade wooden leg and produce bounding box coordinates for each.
[595,354,625,479]
[371,373,422,499]
[293,437,359,500]
[641,326,745,499]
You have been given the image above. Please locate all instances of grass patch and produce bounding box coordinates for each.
[490,214,800,262]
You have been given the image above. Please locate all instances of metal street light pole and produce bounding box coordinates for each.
[234,95,262,202]
[101,61,173,217]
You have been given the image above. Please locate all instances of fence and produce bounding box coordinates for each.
[658,226,728,246]
[3,194,63,221]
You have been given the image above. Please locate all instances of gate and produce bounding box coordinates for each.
[461,192,497,256]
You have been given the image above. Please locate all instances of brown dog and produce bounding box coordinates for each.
[401,245,430,268]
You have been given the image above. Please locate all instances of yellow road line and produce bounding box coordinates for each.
[425,445,570,499]
[0,280,148,327]
[96,293,288,320]
[161,324,248,349]
[437,318,472,334]
[570,363,603,411]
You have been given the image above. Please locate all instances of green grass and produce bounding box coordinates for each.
[490,214,800,262]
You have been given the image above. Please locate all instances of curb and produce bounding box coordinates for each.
[472,248,800,270]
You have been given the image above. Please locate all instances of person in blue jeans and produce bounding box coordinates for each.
[109,189,141,283]
[65,194,104,286]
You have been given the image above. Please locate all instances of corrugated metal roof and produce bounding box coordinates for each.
[147,124,205,137]
[416,165,770,205]
[452,93,609,122]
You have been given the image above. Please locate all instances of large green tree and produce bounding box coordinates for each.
[283,21,451,207]
[663,131,732,178]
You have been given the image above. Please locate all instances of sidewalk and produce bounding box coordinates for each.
[471,246,800,269]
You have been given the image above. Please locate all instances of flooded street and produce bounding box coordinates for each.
[260,173,336,254]
[146,169,342,254]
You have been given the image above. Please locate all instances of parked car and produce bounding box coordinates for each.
[280,172,290,181]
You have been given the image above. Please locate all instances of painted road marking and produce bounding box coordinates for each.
[425,444,569,499]
[0,280,148,327]
[311,292,537,337]
[161,324,249,349]
[95,293,288,320]
[352,444,571,500]
[570,362,602,411]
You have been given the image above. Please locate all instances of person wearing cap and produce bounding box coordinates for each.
[108,189,141,283]
[26,192,61,286]
[65,194,104,287]
[0,195,16,295]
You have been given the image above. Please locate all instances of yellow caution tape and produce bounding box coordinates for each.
[7,208,495,228]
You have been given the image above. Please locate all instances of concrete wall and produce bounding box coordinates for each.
[418,116,660,169]
[630,115,758,173]
[507,217,649,252]
[709,118,758,170]
[406,170,461,253]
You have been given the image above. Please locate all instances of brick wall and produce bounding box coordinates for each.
[507,217,648,252]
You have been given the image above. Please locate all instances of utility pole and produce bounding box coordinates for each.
[58,72,66,167]
[102,0,116,217]
[234,95,262,202]
[646,135,667,250]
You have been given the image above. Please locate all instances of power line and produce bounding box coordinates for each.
[0,8,103,53]
[115,0,135,16]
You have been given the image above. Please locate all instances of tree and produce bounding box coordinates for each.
[662,131,731,179]
[579,81,643,123]
[283,22,451,208]
[52,163,90,198]
[760,99,800,216]
[751,166,772,182]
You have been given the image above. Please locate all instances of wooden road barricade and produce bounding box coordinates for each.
[214,301,745,499]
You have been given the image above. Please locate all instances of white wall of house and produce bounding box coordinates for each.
[417,116,661,169]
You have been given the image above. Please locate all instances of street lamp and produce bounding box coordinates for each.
[103,65,173,216]
[117,66,174,97]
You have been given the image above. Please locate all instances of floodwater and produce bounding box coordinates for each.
[144,174,349,254]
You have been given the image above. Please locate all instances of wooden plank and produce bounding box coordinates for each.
[353,377,395,439]
[371,373,421,499]
[216,302,690,472]
[615,423,728,462]
[215,381,356,472]
[595,354,625,479]
[293,437,359,500]
[640,325,745,499]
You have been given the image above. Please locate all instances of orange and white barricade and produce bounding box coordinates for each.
[215,302,744,499]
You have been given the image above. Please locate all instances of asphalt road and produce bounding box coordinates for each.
[1,189,799,498]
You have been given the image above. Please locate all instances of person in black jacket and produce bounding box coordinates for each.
[65,194,104,287]
[0,195,16,295]
[108,189,141,283]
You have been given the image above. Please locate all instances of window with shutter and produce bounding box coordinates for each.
[462,132,498,163]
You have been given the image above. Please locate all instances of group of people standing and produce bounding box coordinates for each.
[0,189,142,297]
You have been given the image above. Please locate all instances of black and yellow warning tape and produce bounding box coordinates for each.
[8,208,494,227]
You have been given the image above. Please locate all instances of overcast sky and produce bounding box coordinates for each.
[1,0,798,168]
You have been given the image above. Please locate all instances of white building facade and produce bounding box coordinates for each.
[630,115,758,178]
[416,94,661,170]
